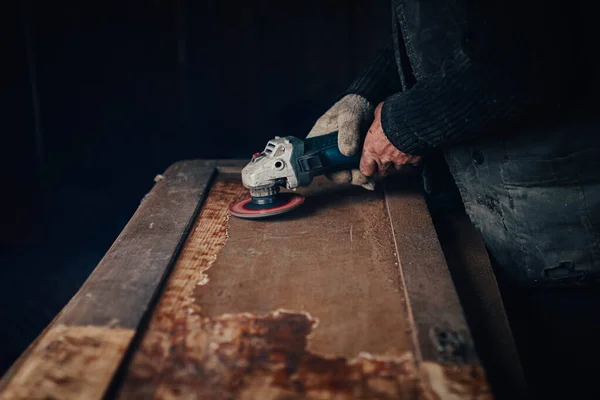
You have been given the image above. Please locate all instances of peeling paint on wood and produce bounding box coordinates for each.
[0,325,134,400]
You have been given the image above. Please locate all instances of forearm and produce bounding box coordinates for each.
[343,40,402,106]
[380,58,548,155]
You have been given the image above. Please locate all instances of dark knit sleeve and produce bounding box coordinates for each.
[380,58,545,156]
[342,43,402,106]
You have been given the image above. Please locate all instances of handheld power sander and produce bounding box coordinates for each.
[230,131,361,219]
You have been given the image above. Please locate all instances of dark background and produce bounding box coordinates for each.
[0,0,391,374]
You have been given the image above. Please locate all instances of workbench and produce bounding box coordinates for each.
[0,160,525,399]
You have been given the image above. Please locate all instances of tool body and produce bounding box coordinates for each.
[230,131,360,219]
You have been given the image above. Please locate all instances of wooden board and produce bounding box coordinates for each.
[116,170,491,399]
[0,160,517,399]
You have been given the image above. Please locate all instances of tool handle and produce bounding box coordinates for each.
[298,131,361,177]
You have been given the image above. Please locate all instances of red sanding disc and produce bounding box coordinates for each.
[229,194,305,219]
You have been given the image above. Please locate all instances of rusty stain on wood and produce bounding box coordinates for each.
[117,179,249,398]
[121,309,420,399]
[0,325,134,400]
[119,306,489,399]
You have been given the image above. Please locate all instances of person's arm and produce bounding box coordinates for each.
[342,39,402,107]
[380,49,550,156]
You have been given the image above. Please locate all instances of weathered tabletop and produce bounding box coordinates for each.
[0,160,524,399]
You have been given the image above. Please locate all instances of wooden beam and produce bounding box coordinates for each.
[0,160,216,399]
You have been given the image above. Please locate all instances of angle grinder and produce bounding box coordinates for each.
[230,131,361,219]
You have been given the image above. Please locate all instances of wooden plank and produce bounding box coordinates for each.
[383,173,479,363]
[383,173,495,396]
[116,171,491,399]
[0,160,217,400]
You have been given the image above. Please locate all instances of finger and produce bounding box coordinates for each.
[326,170,352,184]
[337,113,361,156]
[307,111,338,138]
[350,169,369,185]
[360,152,377,177]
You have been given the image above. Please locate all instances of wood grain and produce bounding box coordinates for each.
[0,160,217,399]
[117,174,492,399]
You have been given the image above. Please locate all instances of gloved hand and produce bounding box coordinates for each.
[306,94,376,190]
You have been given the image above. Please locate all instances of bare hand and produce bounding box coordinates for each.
[359,102,423,177]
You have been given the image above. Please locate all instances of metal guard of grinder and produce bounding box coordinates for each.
[239,131,360,214]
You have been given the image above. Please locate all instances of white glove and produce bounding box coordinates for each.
[306,94,376,190]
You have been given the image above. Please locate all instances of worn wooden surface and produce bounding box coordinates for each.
[0,160,217,399]
[1,160,508,399]
[117,170,491,399]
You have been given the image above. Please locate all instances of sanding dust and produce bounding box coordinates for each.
[197,275,210,285]
[153,174,165,183]
[224,212,232,241]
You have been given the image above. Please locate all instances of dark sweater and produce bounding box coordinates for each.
[344,0,592,155]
